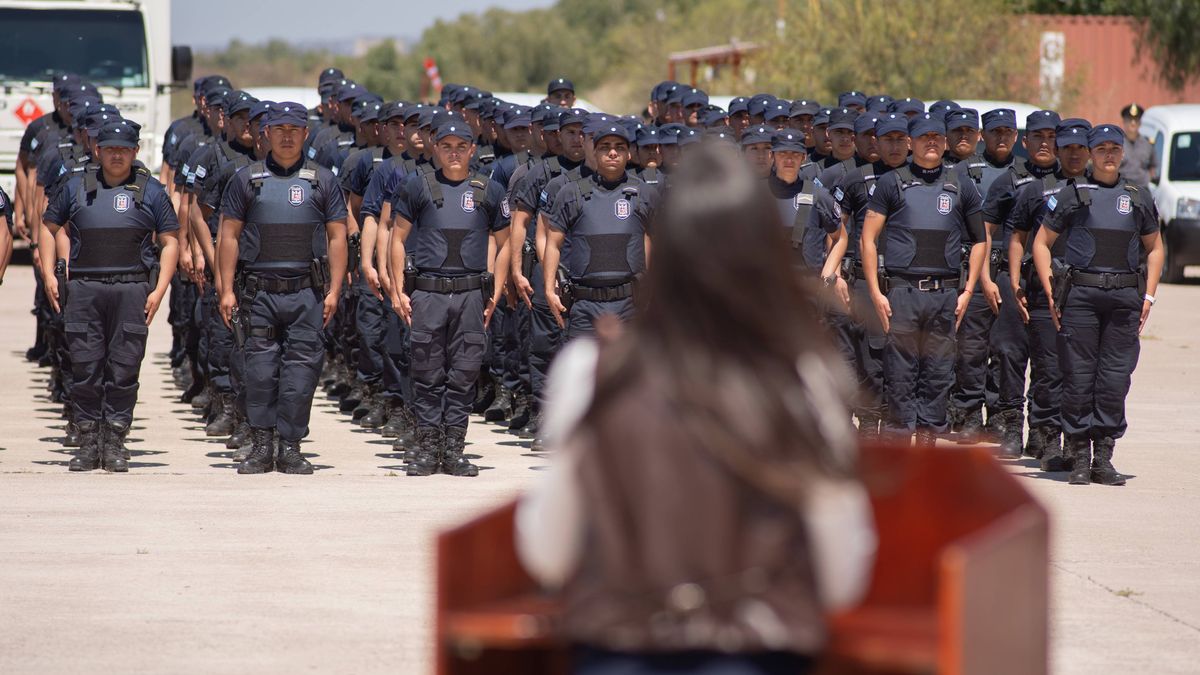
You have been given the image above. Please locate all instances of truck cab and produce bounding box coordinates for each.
[0,0,191,196]
[1138,104,1200,283]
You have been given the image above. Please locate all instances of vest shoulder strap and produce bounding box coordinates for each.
[895,165,916,189]
[423,169,444,208]
[545,156,562,176]
[1011,155,1032,179]
[371,146,385,163]
[572,174,595,202]
[468,172,493,213]
[128,166,152,206]
[792,180,818,236]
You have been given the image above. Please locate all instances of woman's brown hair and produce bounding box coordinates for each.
[580,143,856,507]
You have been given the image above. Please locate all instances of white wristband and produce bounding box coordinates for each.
[1144,294,1156,306]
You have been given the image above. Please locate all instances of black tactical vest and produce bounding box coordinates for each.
[561,175,648,286]
[70,166,155,274]
[1063,178,1145,273]
[410,170,495,275]
[239,161,326,274]
[883,165,967,275]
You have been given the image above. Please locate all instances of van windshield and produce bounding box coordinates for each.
[1170,133,1200,182]
[0,9,148,88]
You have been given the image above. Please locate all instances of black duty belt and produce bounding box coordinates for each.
[849,261,868,281]
[245,275,314,294]
[1071,270,1140,289]
[72,272,149,284]
[412,274,485,293]
[887,273,960,291]
[572,282,635,302]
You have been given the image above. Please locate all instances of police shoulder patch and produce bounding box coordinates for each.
[1047,195,1058,212]
[833,186,844,202]
[501,198,511,218]
[307,147,317,159]
[195,165,207,179]
[298,169,317,181]
[538,189,549,208]
[31,138,39,150]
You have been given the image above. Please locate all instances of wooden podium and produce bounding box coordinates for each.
[436,444,1049,675]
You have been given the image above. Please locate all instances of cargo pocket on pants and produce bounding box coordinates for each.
[454,331,487,372]
[110,322,149,366]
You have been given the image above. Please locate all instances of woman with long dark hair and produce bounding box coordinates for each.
[517,144,876,675]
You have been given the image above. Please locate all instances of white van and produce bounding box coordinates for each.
[1137,105,1200,282]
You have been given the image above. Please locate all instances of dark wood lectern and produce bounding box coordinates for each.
[436,444,1049,675]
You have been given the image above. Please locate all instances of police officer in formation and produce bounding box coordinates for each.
[21,68,1162,486]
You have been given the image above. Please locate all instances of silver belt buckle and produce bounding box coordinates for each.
[918,277,939,291]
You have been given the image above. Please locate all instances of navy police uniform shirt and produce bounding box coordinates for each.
[161,112,206,165]
[43,169,179,272]
[221,155,347,226]
[20,111,70,156]
[982,158,1058,251]
[769,172,841,270]
[360,154,421,221]
[0,185,13,229]
[1041,174,1158,273]
[868,162,985,275]
[391,169,508,275]
[833,160,903,262]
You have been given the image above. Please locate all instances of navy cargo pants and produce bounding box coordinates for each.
[1058,285,1141,440]
[64,280,150,425]
[244,287,325,441]
[409,289,487,430]
[849,277,887,417]
[883,286,957,435]
[1025,284,1062,429]
[354,274,387,387]
[567,297,635,340]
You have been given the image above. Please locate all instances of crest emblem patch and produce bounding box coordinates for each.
[615,198,631,220]
[937,192,953,215]
[1117,194,1132,215]
[113,193,130,213]
[461,191,476,213]
[288,185,305,206]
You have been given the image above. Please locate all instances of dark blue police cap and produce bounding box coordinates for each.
[740,124,774,146]
[250,101,274,122]
[728,97,750,115]
[83,111,121,137]
[379,101,406,122]
[909,113,946,138]
[336,82,362,102]
[403,103,426,122]
[636,126,661,146]
[201,76,232,97]
[1056,118,1092,147]
[530,104,558,125]
[434,122,474,143]
[53,73,82,95]
[1026,110,1061,132]
[945,108,980,131]
[839,91,867,108]
[928,99,960,116]
[875,113,909,137]
[68,97,102,125]
[682,89,709,108]
[204,87,233,110]
[772,130,807,153]
[504,113,532,130]
[593,123,634,144]
[228,91,259,116]
[265,102,308,127]
[63,84,100,103]
[765,101,791,122]
[548,77,574,95]
[96,121,139,148]
[702,108,729,127]
[748,94,777,118]
[890,98,925,116]
[652,81,679,103]
[357,100,383,123]
[318,67,344,85]
[657,122,687,138]
[982,108,1017,131]
[1088,124,1124,148]
[583,113,617,134]
[854,114,879,135]
[558,108,588,129]
[677,127,702,146]
[866,95,894,113]
[813,107,833,126]
[828,107,858,131]
[790,99,820,117]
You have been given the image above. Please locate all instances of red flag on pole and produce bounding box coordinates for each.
[424,57,443,98]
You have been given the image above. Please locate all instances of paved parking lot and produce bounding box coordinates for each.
[0,266,1197,674]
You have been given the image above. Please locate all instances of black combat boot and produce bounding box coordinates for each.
[359,395,387,429]
[957,408,984,444]
[275,438,314,475]
[190,381,212,411]
[226,408,249,449]
[440,426,479,477]
[1066,436,1092,485]
[915,429,937,448]
[518,409,541,440]
[205,393,235,436]
[237,427,276,474]
[391,406,418,457]
[328,366,352,398]
[380,401,406,438]
[530,434,546,452]
[484,386,514,422]
[997,409,1024,459]
[1091,437,1126,486]
[101,421,130,473]
[1024,425,1046,459]
[507,393,531,431]
[407,427,441,477]
[68,421,102,472]
[63,410,82,447]
[472,372,496,414]
[339,382,365,413]
[1038,427,1070,472]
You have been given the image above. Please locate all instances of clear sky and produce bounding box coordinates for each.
[172,0,557,49]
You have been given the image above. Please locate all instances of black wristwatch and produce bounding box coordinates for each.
[821,274,838,287]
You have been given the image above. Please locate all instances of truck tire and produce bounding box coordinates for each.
[1162,225,1186,283]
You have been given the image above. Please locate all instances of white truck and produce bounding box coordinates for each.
[0,0,192,197]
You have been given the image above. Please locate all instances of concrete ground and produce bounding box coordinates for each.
[0,266,1196,674]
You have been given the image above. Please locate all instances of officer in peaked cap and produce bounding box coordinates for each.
[1119,103,1155,187]
[741,123,775,179]
[42,121,181,472]
[217,102,349,475]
